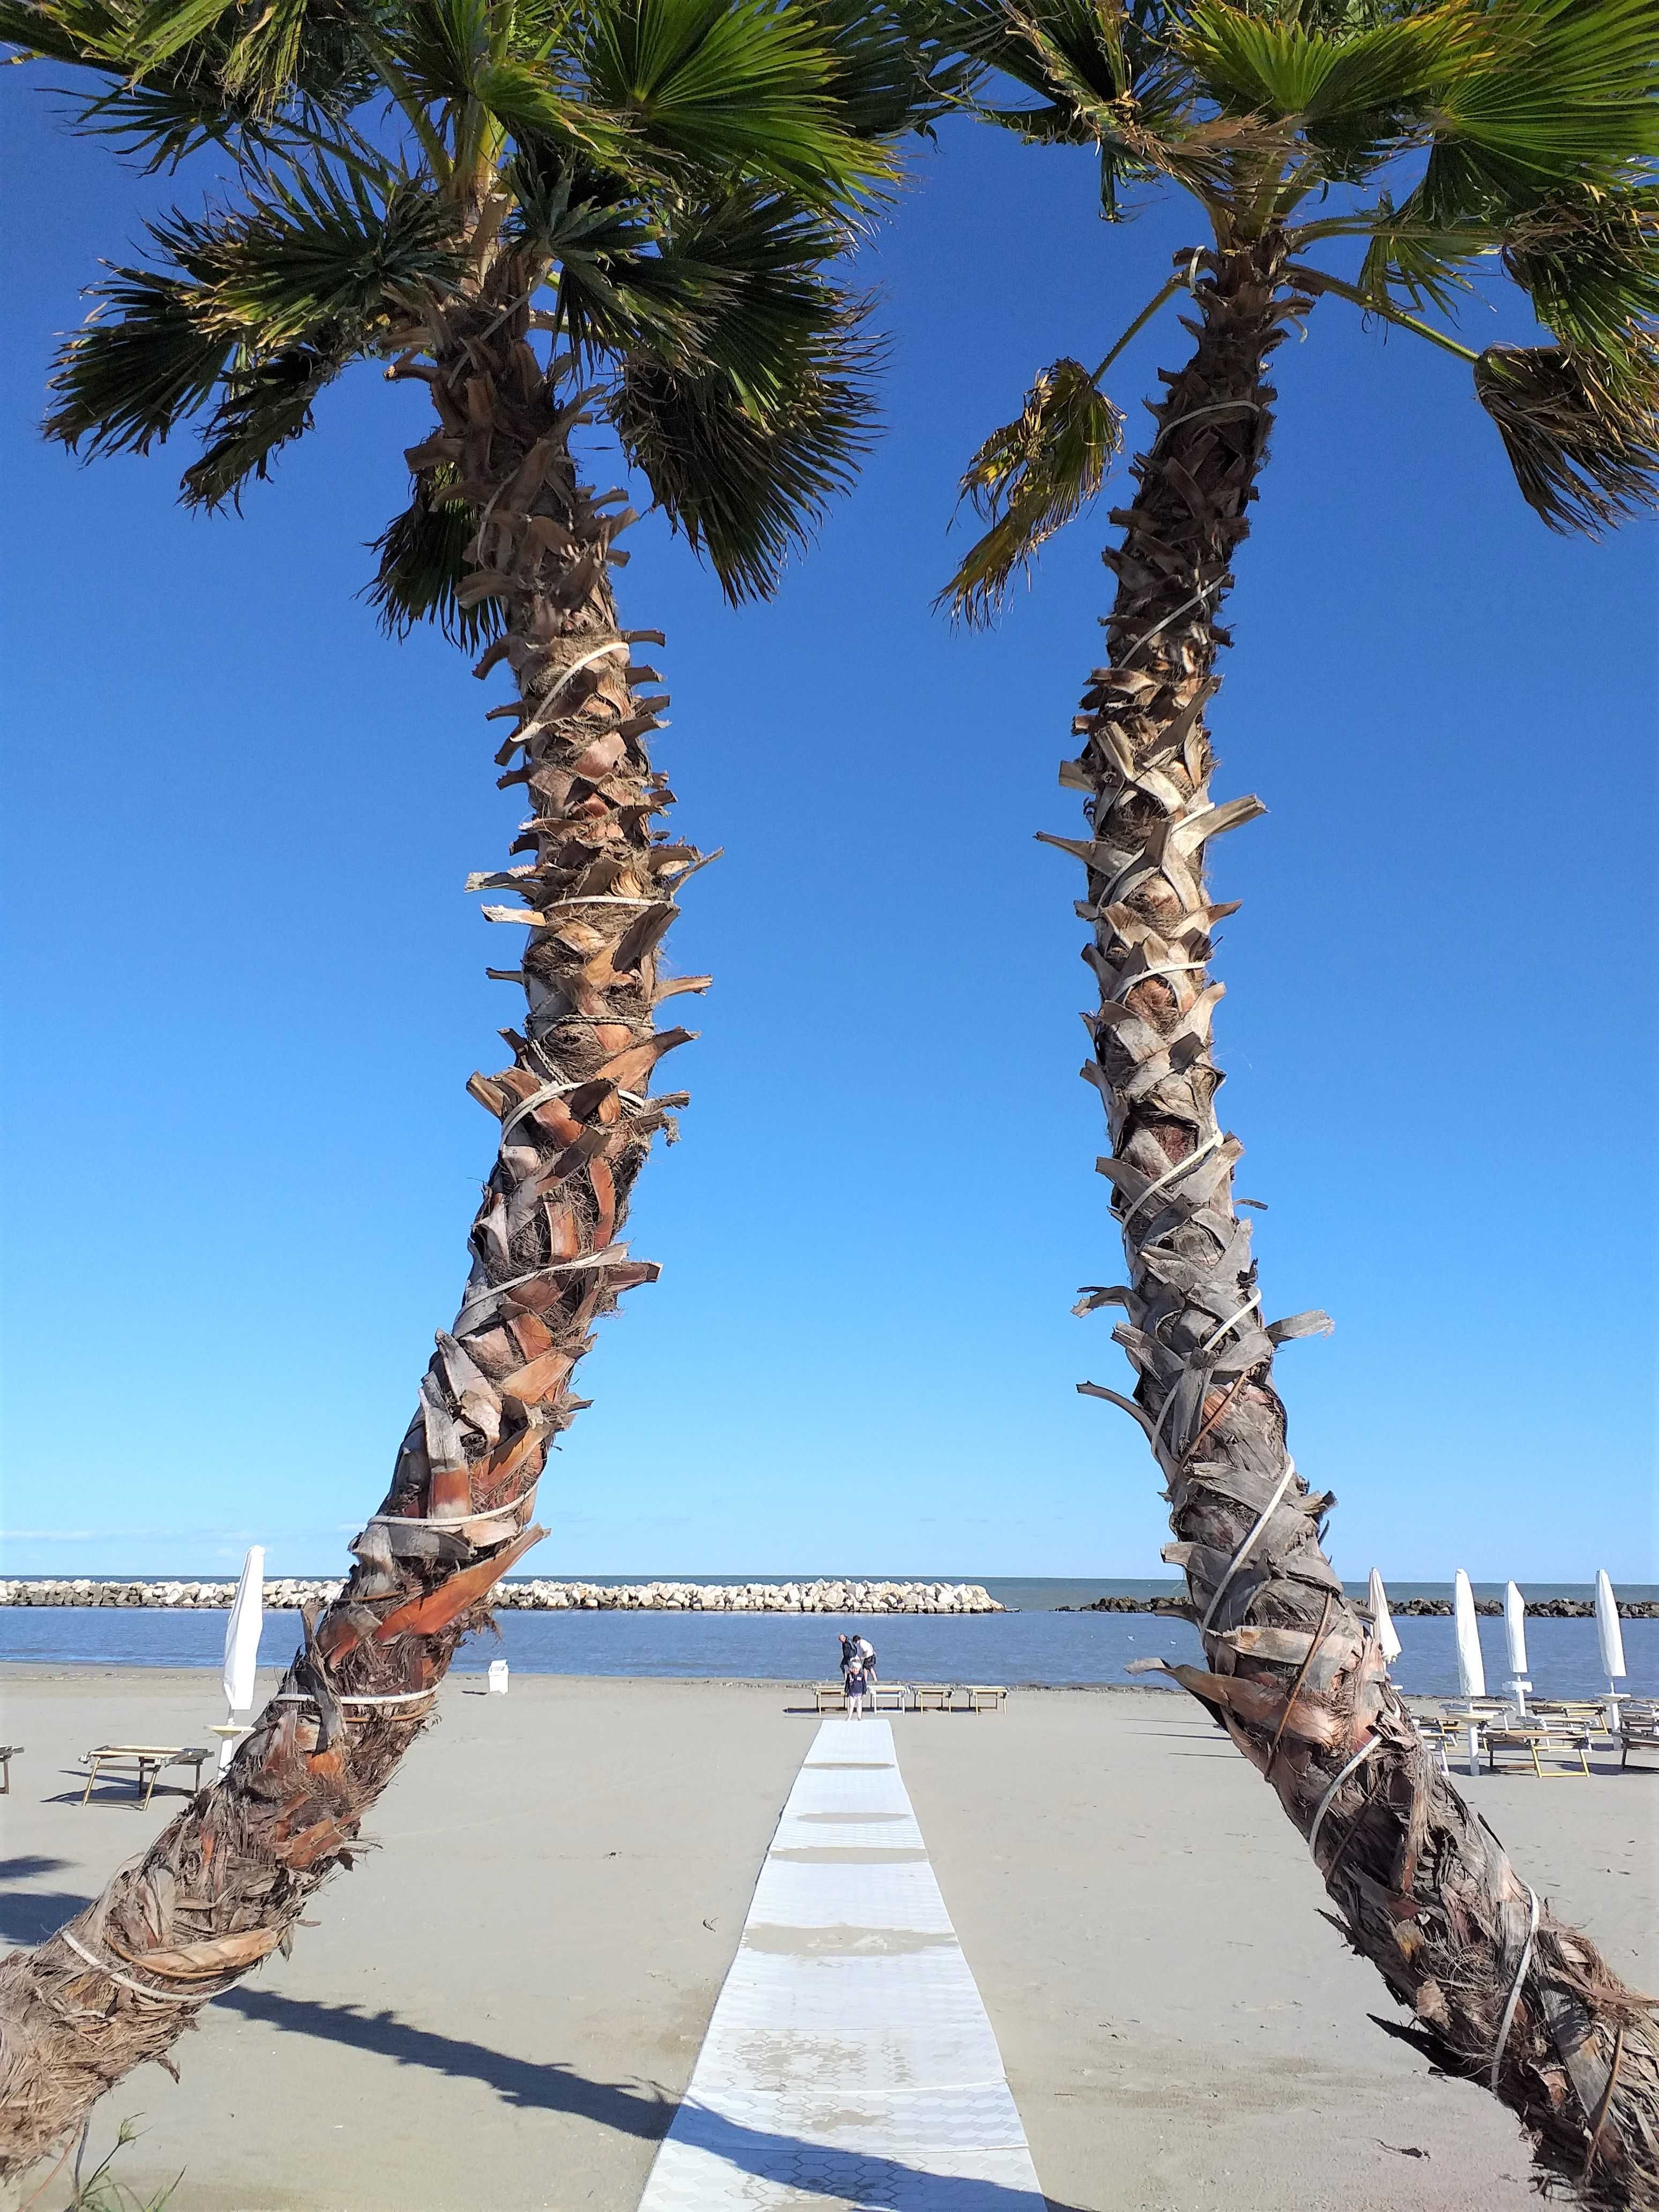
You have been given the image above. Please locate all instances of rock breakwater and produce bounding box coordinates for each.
[0,1578,1003,1615]
[1066,1593,1656,1618]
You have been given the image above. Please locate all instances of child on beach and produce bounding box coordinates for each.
[840,1631,876,1717]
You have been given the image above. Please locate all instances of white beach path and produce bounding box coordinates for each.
[637,1714,1043,2208]
[0,1669,1653,2211]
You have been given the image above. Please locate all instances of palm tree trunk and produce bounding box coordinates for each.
[0,298,705,2176]
[1062,230,1659,2207]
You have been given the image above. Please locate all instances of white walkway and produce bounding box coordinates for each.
[637,1717,1047,2210]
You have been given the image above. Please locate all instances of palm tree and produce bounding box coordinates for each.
[937,0,1659,2196]
[0,0,952,2169]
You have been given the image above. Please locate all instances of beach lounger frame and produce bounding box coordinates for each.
[1618,1705,1659,1770]
[1483,1723,1591,1778]
[79,1744,211,1809]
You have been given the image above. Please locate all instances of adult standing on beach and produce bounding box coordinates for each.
[840,1634,872,1720]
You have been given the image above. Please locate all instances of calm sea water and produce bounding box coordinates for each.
[2,1587,1653,1700]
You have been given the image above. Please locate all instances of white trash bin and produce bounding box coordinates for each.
[488,1659,510,1695]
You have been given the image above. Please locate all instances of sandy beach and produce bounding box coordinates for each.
[1,1667,1653,2212]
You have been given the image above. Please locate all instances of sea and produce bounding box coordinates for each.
[1,1580,1654,1701]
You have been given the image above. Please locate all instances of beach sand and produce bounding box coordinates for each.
[0,1667,1653,2212]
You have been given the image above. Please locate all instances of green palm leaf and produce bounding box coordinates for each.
[473,55,636,166]
[367,463,506,642]
[180,325,352,505]
[160,169,465,343]
[45,166,464,495]
[605,222,876,599]
[44,263,233,455]
[582,0,889,203]
[1425,0,1659,207]
[1178,0,1469,126]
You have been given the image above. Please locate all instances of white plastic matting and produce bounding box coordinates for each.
[636,1717,1046,2210]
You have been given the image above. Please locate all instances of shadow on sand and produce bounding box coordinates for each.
[219,1989,1088,2210]
[0,1890,93,1943]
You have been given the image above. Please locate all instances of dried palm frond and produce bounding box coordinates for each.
[1474,340,1659,532]
[942,356,1124,624]
[1499,185,1659,370]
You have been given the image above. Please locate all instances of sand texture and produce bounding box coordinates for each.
[0,1668,1653,2211]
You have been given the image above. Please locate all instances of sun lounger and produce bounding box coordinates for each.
[79,1744,211,1808]
[1619,1711,1659,1770]
[813,1683,847,1713]
[1484,1723,1591,1778]
[0,1746,19,1793]
[940,1684,1007,1713]
[910,1684,951,1712]
[871,1683,910,1713]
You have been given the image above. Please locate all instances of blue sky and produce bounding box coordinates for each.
[2,88,1655,1584]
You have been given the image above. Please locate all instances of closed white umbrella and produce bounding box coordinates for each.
[1453,1569,1485,1777]
[1367,1568,1402,1664]
[216,1545,265,1774]
[1596,1571,1627,1728]
[1503,1581,1529,1713]
[1453,1569,1486,1699]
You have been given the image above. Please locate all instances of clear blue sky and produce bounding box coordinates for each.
[3,89,1655,1585]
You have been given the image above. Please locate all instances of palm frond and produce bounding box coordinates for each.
[365,464,506,644]
[581,0,890,207]
[44,264,233,455]
[505,156,698,354]
[62,74,261,167]
[1500,185,1659,368]
[798,0,977,142]
[380,0,491,107]
[46,164,460,496]
[606,271,877,600]
[473,55,636,166]
[1425,0,1659,207]
[1182,1,1468,117]
[1475,340,1659,530]
[0,0,125,66]
[941,355,1123,624]
[180,325,352,506]
[151,165,464,344]
[126,0,240,74]
[644,189,853,398]
[1352,190,1495,316]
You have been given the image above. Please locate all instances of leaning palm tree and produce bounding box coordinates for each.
[937,0,1659,2198]
[0,0,951,2169]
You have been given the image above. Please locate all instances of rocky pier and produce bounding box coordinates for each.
[0,1578,1003,1615]
[1067,1593,1656,1618]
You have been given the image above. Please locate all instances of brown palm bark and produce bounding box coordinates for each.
[1061,228,1659,2207]
[0,289,706,2173]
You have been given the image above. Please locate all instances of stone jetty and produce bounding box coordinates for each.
[1069,1592,1656,1618]
[0,1578,1003,1615]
